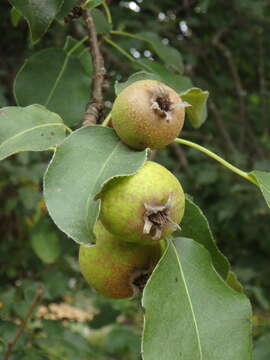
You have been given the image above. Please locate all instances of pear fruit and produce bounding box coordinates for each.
[79,221,163,299]
[111,80,187,150]
[99,161,185,245]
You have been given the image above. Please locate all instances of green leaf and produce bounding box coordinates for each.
[62,329,94,354]
[63,36,85,56]
[0,321,18,343]
[14,48,90,126]
[180,87,209,128]
[92,8,112,34]
[15,300,29,318]
[115,70,192,97]
[174,196,229,279]
[0,105,66,161]
[0,289,16,316]
[18,187,41,211]
[137,60,193,93]
[31,223,60,264]
[84,0,103,10]
[248,286,269,311]
[57,0,78,19]
[8,0,64,43]
[226,270,244,293]
[142,239,252,360]
[253,334,270,360]
[21,348,44,360]
[21,280,41,305]
[106,325,140,359]
[249,170,270,208]
[42,319,64,337]
[0,84,8,107]
[137,32,183,73]
[42,271,69,299]
[10,7,22,27]
[44,126,147,244]
[64,36,92,76]
[115,71,161,95]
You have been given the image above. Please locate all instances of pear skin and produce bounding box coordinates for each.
[79,222,163,299]
[100,161,185,245]
[112,80,186,150]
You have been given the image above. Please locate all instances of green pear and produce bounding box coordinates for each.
[99,161,185,245]
[79,221,163,299]
[112,80,187,150]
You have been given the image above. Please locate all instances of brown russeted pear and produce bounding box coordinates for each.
[79,221,163,299]
[111,79,188,150]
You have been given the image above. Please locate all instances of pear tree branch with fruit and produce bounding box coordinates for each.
[2,1,270,359]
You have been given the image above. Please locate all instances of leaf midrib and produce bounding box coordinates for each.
[173,243,203,359]
[85,140,123,234]
[44,37,88,106]
[44,55,69,106]
[0,122,64,151]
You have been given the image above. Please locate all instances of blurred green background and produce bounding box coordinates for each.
[1,0,270,359]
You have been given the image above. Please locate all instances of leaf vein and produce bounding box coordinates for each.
[0,123,64,150]
[44,55,69,106]
[84,140,123,234]
[173,243,203,359]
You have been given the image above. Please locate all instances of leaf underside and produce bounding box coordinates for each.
[44,126,147,244]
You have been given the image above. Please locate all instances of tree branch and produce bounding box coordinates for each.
[212,31,265,158]
[208,99,237,153]
[182,31,238,153]
[4,286,44,360]
[212,31,247,147]
[258,30,268,137]
[83,9,106,126]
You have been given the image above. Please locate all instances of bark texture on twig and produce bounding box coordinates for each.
[83,9,106,126]
[4,287,44,360]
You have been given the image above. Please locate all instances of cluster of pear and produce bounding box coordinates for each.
[79,80,187,299]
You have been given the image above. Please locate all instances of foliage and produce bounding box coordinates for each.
[44,126,147,244]
[1,0,270,359]
[142,239,252,360]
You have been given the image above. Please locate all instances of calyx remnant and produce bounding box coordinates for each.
[79,221,162,299]
[150,85,189,123]
[99,161,185,245]
[143,194,179,240]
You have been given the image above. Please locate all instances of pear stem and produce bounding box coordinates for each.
[174,138,257,185]
[102,112,112,126]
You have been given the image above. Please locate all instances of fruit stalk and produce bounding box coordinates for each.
[174,138,257,185]
[102,112,112,127]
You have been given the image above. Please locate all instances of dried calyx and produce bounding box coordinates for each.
[99,161,185,244]
[143,194,179,240]
[150,85,190,123]
[131,269,152,293]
